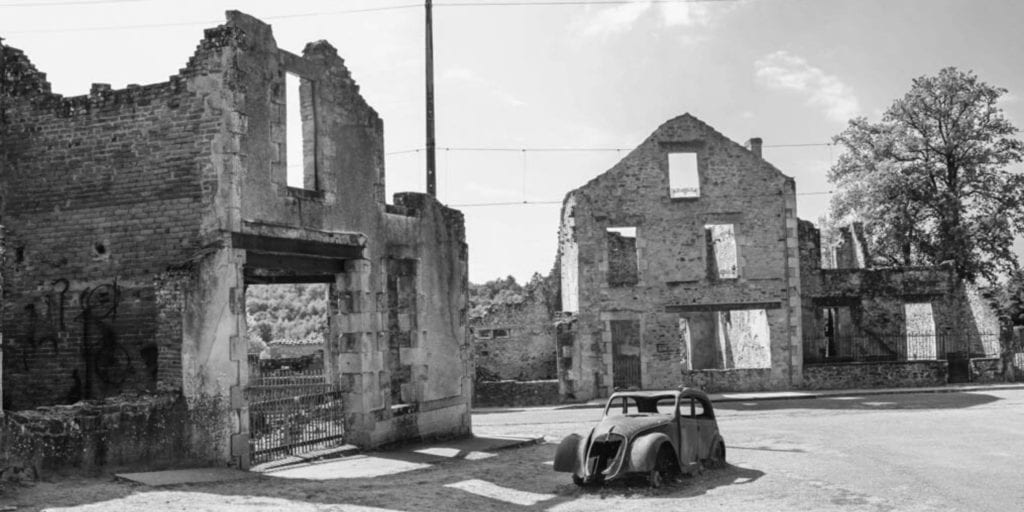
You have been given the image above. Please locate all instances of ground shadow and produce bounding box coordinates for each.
[714,391,1000,412]
[556,462,765,501]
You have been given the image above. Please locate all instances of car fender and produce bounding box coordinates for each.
[628,432,674,473]
[553,433,582,472]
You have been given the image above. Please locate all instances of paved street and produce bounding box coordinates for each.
[5,388,1023,511]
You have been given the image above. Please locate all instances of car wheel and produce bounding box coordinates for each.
[649,446,675,488]
[707,441,726,469]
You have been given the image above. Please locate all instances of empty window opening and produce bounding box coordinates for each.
[285,72,316,189]
[682,309,770,370]
[606,227,639,287]
[668,152,699,198]
[904,302,937,360]
[245,283,329,378]
[476,329,493,339]
[705,224,737,279]
[492,328,510,339]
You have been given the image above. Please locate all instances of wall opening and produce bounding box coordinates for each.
[668,152,699,198]
[606,226,639,287]
[385,258,418,407]
[681,309,770,370]
[610,319,641,389]
[285,72,316,190]
[904,302,937,360]
[245,283,329,375]
[705,224,737,279]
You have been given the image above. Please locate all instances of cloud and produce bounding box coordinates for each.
[659,2,715,27]
[575,0,732,38]
[754,51,860,122]
[441,67,526,108]
[578,1,653,36]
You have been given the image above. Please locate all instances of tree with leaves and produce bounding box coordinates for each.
[829,67,1024,282]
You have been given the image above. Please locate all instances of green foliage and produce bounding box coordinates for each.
[245,284,328,349]
[829,67,1024,282]
[984,270,1024,327]
[469,272,559,321]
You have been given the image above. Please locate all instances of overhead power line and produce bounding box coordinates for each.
[2,0,739,33]
[449,189,834,207]
[0,0,152,7]
[385,143,833,155]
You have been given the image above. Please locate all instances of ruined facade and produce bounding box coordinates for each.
[557,114,803,400]
[471,285,557,382]
[799,221,1000,382]
[0,11,471,469]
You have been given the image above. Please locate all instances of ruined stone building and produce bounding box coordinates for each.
[555,114,1003,401]
[799,222,1001,387]
[557,114,803,401]
[471,284,557,383]
[0,11,471,470]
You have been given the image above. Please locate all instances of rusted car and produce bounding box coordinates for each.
[553,388,725,487]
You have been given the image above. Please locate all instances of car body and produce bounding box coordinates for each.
[553,388,725,487]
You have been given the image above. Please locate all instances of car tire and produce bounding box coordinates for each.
[707,440,726,469]
[649,446,675,488]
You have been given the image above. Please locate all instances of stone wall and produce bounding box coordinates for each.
[969,357,1002,383]
[680,368,773,392]
[557,114,801,401]
[472,286,556,381]
[2,11,472,469]
[802,361,947,389]
[0,394,189,473]
[473,380,560,408]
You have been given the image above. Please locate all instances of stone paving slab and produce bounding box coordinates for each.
[115,467,260,487]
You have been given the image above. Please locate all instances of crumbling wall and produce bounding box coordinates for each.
[0,394,190,473]
[472,288,556,382]
[0,40,220,410]
[557,114,802,399]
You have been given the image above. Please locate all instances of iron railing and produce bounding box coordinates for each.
[803,332,1000,364]
[247,368,346,465]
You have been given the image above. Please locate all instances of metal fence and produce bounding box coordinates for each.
[247,367,346,465]
[803,332,1000,364]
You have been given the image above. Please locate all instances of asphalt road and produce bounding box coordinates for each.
[7,389,1023,511]
[474,388,1024,511]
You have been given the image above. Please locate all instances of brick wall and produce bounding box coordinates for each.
[0,43,220,410]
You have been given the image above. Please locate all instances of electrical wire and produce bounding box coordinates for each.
[2,0,740,33]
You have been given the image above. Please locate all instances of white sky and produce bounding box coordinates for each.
[3,0,1023,283]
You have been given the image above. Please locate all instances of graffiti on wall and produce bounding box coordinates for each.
[9,278,135,401]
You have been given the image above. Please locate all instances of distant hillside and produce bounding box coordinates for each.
[246,283,328,346]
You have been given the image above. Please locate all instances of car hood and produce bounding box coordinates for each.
[592,415,672,440]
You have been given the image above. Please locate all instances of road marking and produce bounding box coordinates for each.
[445,479,556,506]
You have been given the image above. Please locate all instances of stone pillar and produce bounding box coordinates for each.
[333,259,379,447]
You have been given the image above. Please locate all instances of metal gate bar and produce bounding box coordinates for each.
[247,373,346,465]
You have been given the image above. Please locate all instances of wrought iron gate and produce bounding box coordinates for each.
[247,370,346,465]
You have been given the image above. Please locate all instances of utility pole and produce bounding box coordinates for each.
[425,0,437,197]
